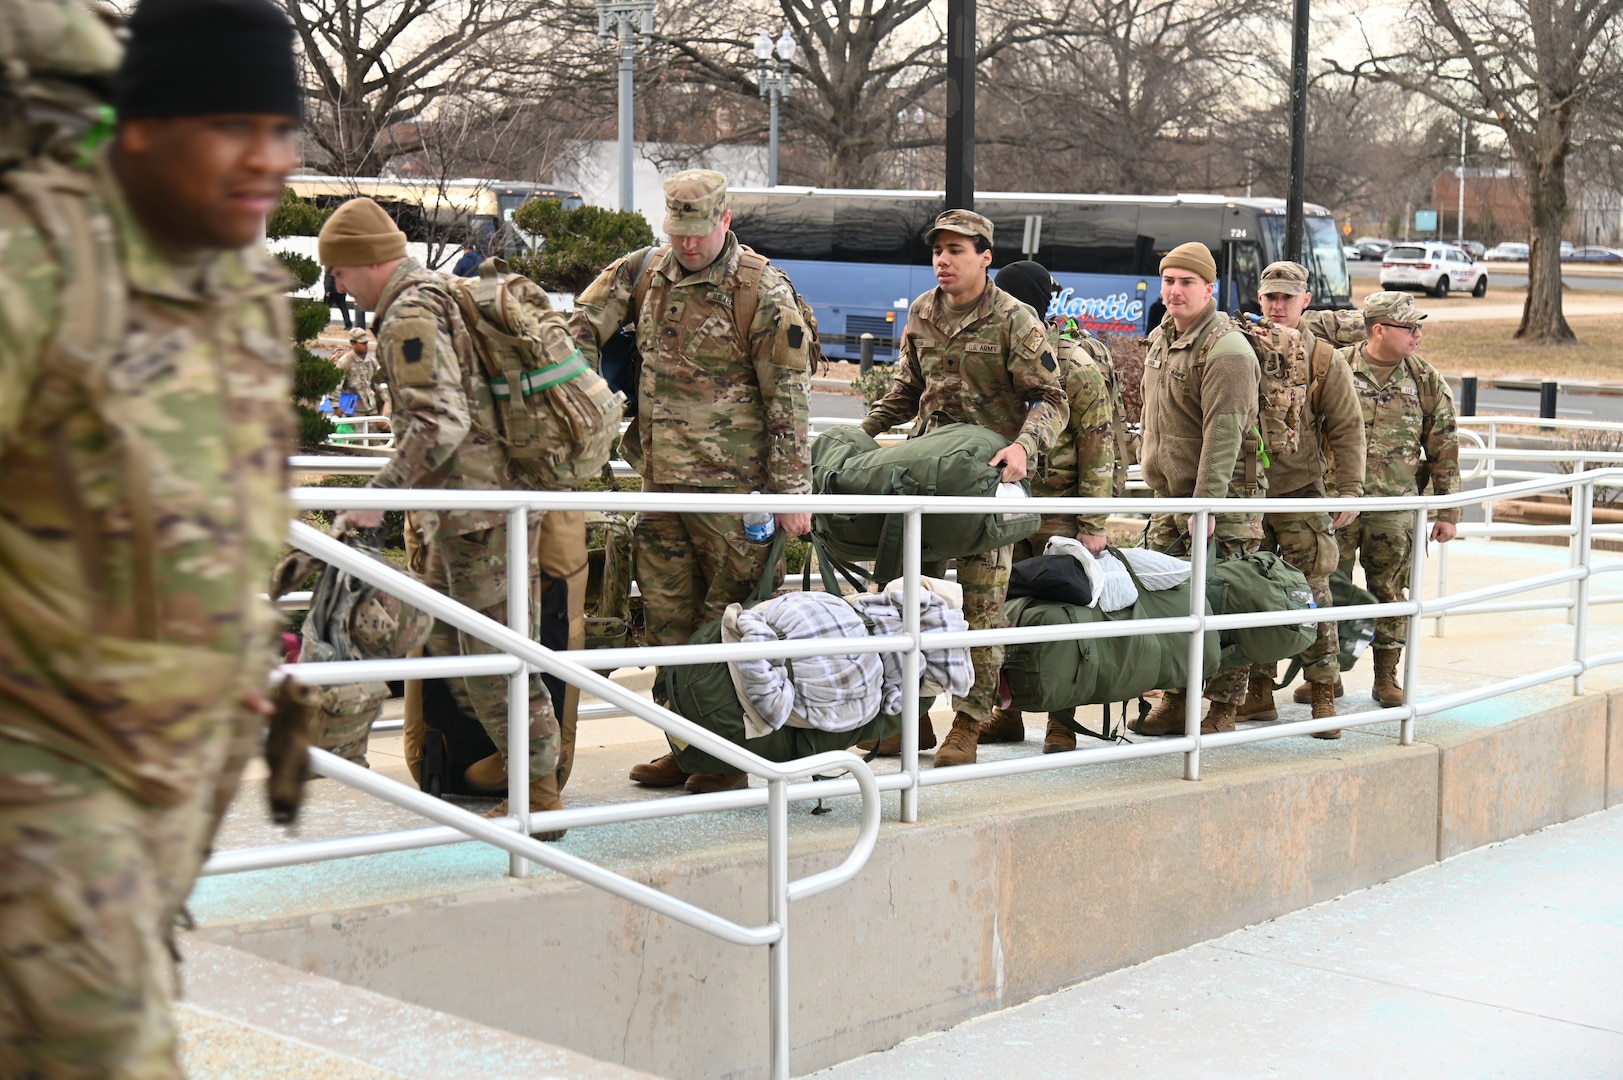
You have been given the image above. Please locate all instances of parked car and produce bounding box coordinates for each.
[1380,243,1489,298]
[1483,242,1530,261]
[1354,240,1390,261]
[1568,246,1623,263]
[1344,244,1363,261]
[1461,240,1486,259]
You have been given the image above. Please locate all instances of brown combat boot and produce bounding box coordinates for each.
[1201,701,1238,734]
[1372,649,1404,707]
[1130,690,1188,736]
[1043,716,1077,754]
[1293,678,1344,704]
[932,712,981,768]
[461,752,508,794]
[1237,667,1279,722]
[629,752,688,788]
[1309,680,1341,739]
[979,706,1026,744]
[686,771,749,794]
[482,776,568,842]
[858,716,937,756]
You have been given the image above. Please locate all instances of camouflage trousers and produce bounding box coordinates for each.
[1146,511,1262,703]
[422,518,559,783]
[1337,510,1414,650]
[0,702,259,1080]
[924,545,1013,721]
[636,510,781,649]
[536,511,588,798]
[1260,510,1340,684]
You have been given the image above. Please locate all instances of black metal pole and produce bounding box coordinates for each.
[1460,375,1478,417]
[1540,381,1558,419]
[945,0,975,211]
[1285,0,1310,262]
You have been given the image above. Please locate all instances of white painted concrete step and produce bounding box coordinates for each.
[808,804,1623,1079]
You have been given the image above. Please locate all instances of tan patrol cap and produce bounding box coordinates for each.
[1159,241,1217,283]
[1361,291,1428,324]
[663,169,728,236]
[925,209,993,246]
[1260,261,1310,296]
[348,327,370,342]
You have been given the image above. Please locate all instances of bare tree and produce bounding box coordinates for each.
[642,0,1063,188]
[1333,0,1623,344]
[283,0,550,177]
[978,0,1283,194]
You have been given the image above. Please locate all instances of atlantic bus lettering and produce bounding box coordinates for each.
[1047,287,1146,331]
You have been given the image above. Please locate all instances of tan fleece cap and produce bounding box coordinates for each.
[319,197,408,268]
[1159,241,1217,283]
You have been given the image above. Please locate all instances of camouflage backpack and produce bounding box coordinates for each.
[1059,318,1133,496]
[444,258,626,491]
[1190,312,1337,470]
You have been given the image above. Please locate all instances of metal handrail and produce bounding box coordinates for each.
[211,456,1623,1080]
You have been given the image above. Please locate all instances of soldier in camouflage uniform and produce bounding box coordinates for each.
[982,261,1114,754]
[1237,262,1368,736]
[1131,242,1264,737]
[1335,292,1460,707]
[0,1,302,1074]
[858,213,1070,767]
[321,197,561,829]
[330,326,385,415]
[570,170,811,794]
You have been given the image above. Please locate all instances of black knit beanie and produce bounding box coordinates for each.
[995,260,1056,320]
[114,0,301,121]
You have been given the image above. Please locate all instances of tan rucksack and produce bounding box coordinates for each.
[1189,312,1339,470]
[448,258,626,491]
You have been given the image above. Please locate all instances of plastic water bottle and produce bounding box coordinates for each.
[743,491,776,544]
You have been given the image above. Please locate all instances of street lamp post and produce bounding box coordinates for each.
[754,29,794,187]
[597,0,656,212]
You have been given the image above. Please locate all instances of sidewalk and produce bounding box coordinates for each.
[809,804,1623,1080]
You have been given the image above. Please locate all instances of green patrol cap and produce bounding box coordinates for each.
[926,209,993,246]
[663,169,728,236]
[1361,291,1428,324]
[1260,261,1310,296]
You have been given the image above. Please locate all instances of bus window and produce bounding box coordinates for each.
[1135,203,1222,275]
[1259,216,1354,308]
[1227,240,1264,314]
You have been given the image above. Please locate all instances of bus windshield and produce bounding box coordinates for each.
[1260,215,1352,307]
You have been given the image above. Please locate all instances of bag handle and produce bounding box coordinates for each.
[744,528,790,606]
[806,529,877,596]
[1102,543,1160,598]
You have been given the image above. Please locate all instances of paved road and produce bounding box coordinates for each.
[811,805,1623,1080]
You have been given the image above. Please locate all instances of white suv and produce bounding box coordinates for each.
[1380,243,1488,298]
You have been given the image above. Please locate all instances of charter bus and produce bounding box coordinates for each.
[286,174,584,253]
[725,189,1353,360]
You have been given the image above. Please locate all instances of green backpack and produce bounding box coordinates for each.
[811,422,1041,582]
[1207,548,1318,669]
[1276,568,1376,686]
[1002,551,1219,713]
[653,532,902,775]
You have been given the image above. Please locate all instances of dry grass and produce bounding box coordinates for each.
[1421,311,1623,382]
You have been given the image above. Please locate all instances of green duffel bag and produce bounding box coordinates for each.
[655,617,903,776]
[811,422,1041,582]
[1208,547,1318,669]
[1276,568,1377,686]
[1002,554,1219,712]
[650,530,902,774]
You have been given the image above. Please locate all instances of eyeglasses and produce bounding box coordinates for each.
[1378,321,1423,333]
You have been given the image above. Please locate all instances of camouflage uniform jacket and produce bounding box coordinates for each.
[370,258,508,540]
[1032,328,1114,536]
[570,235,810,494]
[1139,300,1262,499]
[1339,342,1461,524]
[859,281,1068,459]
[1298,308,1367,348]
[0,162,293,807]
[334,346,384,414]
[1263,334,1366,498]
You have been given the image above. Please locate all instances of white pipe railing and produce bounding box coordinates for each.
[220,444,1623,1080]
